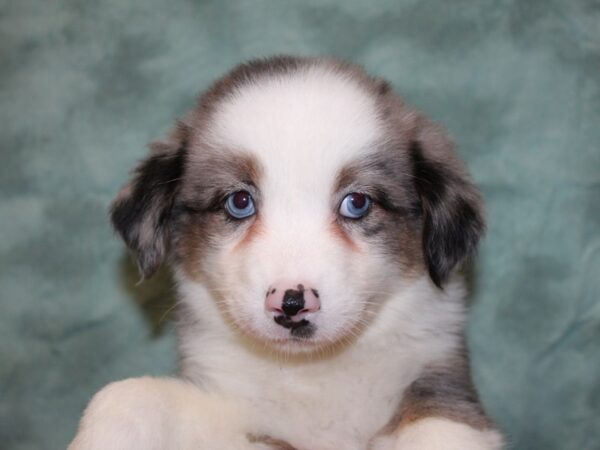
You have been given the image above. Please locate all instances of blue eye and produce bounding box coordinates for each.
[339,193,371,219]
[225,191,256,219]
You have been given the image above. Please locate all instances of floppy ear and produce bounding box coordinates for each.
[410,117,485,288]
[110,130,186,279]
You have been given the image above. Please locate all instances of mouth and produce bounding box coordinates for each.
[273,315,316,339]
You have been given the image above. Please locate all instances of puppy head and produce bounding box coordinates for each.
[111,57,484,351]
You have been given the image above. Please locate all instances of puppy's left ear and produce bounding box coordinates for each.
[110,127,187,279]
[410,116,485,288]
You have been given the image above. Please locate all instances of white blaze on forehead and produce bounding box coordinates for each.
[208,66,384,218]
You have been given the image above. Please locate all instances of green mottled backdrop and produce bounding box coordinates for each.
[1,1,598,449]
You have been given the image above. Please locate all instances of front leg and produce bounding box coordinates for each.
[69,377,263,450]
[371,417,503,450]
[369,358,504,450]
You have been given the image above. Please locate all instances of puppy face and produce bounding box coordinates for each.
[111,57,484,352]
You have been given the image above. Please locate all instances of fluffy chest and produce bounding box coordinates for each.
[247,359,409,450]
[186,334,425,450]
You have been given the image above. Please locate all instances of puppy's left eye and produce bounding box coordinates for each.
[339,193,371,219]
[225,191,256,219]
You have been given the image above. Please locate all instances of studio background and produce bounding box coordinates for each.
[1,1,599,449]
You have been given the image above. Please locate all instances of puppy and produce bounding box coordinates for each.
[70,56,503,450]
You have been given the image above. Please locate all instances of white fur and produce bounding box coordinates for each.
[71,66,501,449]
[193,66,393,348]
[371,418,504,450]
[69,377,239,450]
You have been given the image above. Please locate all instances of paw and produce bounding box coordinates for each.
[372,417,503,450]
[69,377,171,450]
[70,377,263,450]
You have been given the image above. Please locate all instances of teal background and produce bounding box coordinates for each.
[1,1,599,449]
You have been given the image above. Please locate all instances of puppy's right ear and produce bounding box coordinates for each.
[110,127,187,279]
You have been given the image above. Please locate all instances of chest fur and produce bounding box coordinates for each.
[182,334,429,450]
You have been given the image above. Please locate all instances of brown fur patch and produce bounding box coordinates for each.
[232,216,264,252]
[328,220,360,251]
[333,149,425,280]
[172,151,264,280]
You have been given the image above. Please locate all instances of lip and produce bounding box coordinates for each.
[273,315,310,329]
[272,315,316,339]
[264,334,321,346]
[236,317,330,349]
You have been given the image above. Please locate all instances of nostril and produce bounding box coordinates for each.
[266,298,283,314]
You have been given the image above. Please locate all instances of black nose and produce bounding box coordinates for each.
[282,288,305,316]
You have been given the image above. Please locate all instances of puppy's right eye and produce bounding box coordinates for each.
[225,191,256,219]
